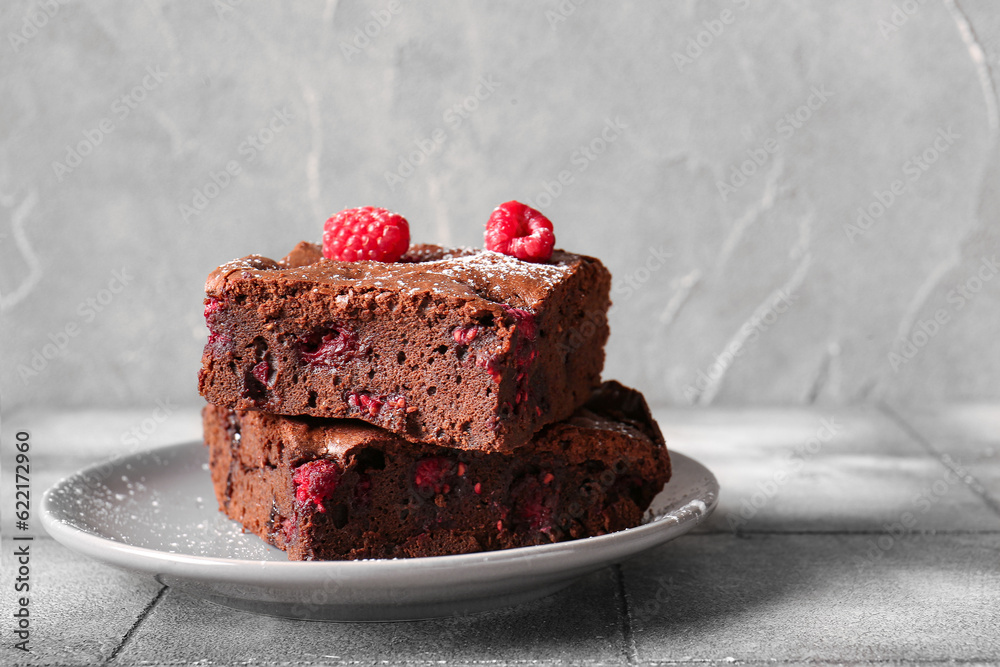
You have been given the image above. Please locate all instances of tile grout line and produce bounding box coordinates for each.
[612,564,639,666]
[694,528,1000,536]
[639,658,1000,666]
[879,402,1000,519]
[104,585,168,664]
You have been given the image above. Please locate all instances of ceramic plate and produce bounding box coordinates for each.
[41,440,717,621]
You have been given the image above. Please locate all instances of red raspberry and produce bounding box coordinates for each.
[293,459,340,512]
[484,201,555,263]
[323,207,410,262]
[413,457,455,496]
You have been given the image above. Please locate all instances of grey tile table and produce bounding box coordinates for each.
[2,404,998,666]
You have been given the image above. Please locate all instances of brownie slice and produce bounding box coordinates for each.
[198,242,611,452]
[203,381,671,560]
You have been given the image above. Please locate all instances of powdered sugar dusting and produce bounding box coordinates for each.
[435,249,570,290]
[46,443,287,561]
[415,248,573,309]
[224,244,580,310]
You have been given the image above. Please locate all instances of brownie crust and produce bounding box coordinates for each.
[198,242,611,452]
[203,381,671,560]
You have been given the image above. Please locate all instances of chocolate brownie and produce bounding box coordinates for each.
[203,381,671,560]
[198,242,611,452]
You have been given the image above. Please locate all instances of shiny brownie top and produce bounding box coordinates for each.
[206,242,600,311]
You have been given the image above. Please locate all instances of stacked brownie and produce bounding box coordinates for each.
[199,225,671,560]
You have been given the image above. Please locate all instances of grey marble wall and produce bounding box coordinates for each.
[2,0,998,411]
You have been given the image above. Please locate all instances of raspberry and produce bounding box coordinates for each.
[203,298,232,354]
[514,482,556,532]
[484,201,555,263]
[347,391,384,417]
[203,297,224,319]
[281,516,298,543]
[293,460,340,512]
[251,361,270,385]
[502,305,536,341]
[518,494,552,531]
[353,473,373,506]
[452,325,479,344]
[300,327,360,367]
[323,206,410,262]
[413,457,455,496]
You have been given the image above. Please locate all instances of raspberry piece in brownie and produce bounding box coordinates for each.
[292,459,340,512]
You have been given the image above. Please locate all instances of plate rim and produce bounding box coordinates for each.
[41,440,719,588]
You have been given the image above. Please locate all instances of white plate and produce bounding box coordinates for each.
[41,440,718,621]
